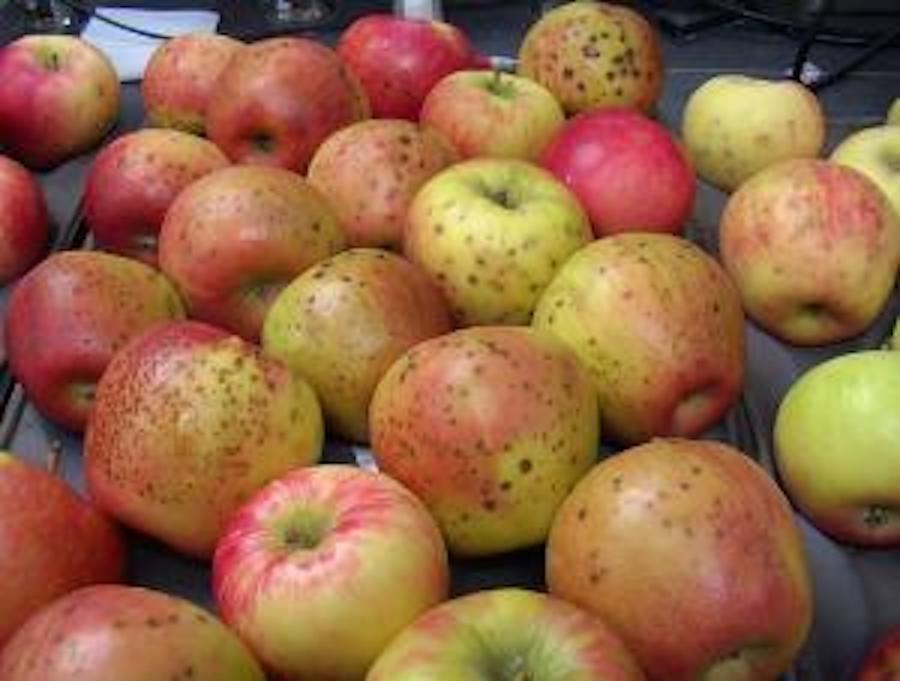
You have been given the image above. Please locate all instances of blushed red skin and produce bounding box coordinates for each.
[158,165,345,341]
[4,251,186,431]
[541,108,695,237]
[338,15,479,120]
[83,129,229,266]
[0,36,120,170]
[206,37,369,173]
[547,439,813,681]
[0,585,265,680]
[0,455,124,649]
[213,465,449,681]
[856,627,900,681]
[141,33,243,136]
[0,155,48,283]
[307,120,457,249]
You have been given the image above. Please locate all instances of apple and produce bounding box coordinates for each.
[262,248,453,443]
[337,14,479,121]
[5,250,186,432]
[84,128,229,266]
[368,588,646,681]
[547,438,814,681]
[831,125,900,220]
[307,119,457,249]
[0,453,124,648]
[419,69,565,161]
[370,326,598,556]
[0,155,48,284]
[213,464,449,681]
[774,347,900,546]
[405,158,591,326]
[517,1,664,116]
[141,33,243,136]
[532,233,745,445]
[541,108,695,237]
[682,75,826,192]
[888,98,900,125]
[0,585,265,680]
[206,37,368,172]
[856,626,900,681]
[85,320,324,558]
[158,165,345,341]
[0,35,120,170]
[719,159,900,346]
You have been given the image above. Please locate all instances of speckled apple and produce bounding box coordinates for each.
[533,233,745,445]
[213,465,449,681]
[84,128,229,265]
[262,248,453,443]
[0,155,47,284]
[370,326,599,556]
[5,250,186,432]
[547,438,813,681]
[85,320,324,558]
[0,585,265,680]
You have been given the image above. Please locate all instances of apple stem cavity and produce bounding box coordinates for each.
[277,510,333,552]
[486,68,516,100]
[864,505,892,528]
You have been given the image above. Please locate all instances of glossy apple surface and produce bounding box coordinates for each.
[0,155,47,283]
[831,125,900,221]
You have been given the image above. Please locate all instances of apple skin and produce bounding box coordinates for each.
[141,33,243,136]
[888,98,900,125]
[4,250,186,432]
[719,159,900,346]
[0,453,124,648]
[541,108,695,237]
[856,626,900,681]
[532,233,745,446]
[370,326,599,557]
[0,585,265,680]
[682,75,826,192]
[85,320,324,559]
[262,248,453,443]
[337,14,479,121]
[420,70,565,161]
[405,158,592,326]
[774,350,900,546]
[0,35,120,170]
[307,119,457,249]
[831,125,900,221]
[213,464,449,681]
[84,129,229,266]
[158,165,346,341]
[547,438,814,681]
[207,37,369,172]
[0,155,48,284]
[368,588,646,681]
[517,2,664,116]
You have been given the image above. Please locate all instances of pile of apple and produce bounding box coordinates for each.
[0,1,899,679]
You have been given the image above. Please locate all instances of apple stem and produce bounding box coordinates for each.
[45,440,63,478]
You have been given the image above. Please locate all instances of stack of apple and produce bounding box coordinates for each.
[1,0,899,678]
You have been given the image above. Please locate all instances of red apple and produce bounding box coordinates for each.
[420,69,565,161]
[141,33,243,136]
[207,37,369,172]
[0,35,120,169]
[541,108,696,237]
[213,464,449,681]
[856,626,900,681]
[307,119,457,249]
[0,585,265,680]
[547,438,814,681]
[370,326,599,556]
[158,165,346,341]
[84,128,230,265]
[337,14,480,120]
[0,155,48,284]
[85,320,324,558]
[4,250,186,432]
[0,453,124,648]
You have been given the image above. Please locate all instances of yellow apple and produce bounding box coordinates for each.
[831,125,900,221]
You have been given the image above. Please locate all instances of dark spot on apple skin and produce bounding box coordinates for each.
[577,507,587,521]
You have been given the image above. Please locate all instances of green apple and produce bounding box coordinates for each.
[888,98,900,126]
[419,69,565,160]
[368,588,645,681]
[831,125,900,220]
[774,345,900,546]
[405,158,592,326]
[682,75,826,192]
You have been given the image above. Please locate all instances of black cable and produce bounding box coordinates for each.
[791,0,833,81]
[55,0,178,40]
[806,25,900,91]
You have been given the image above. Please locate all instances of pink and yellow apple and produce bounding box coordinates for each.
[0,155,47,284]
